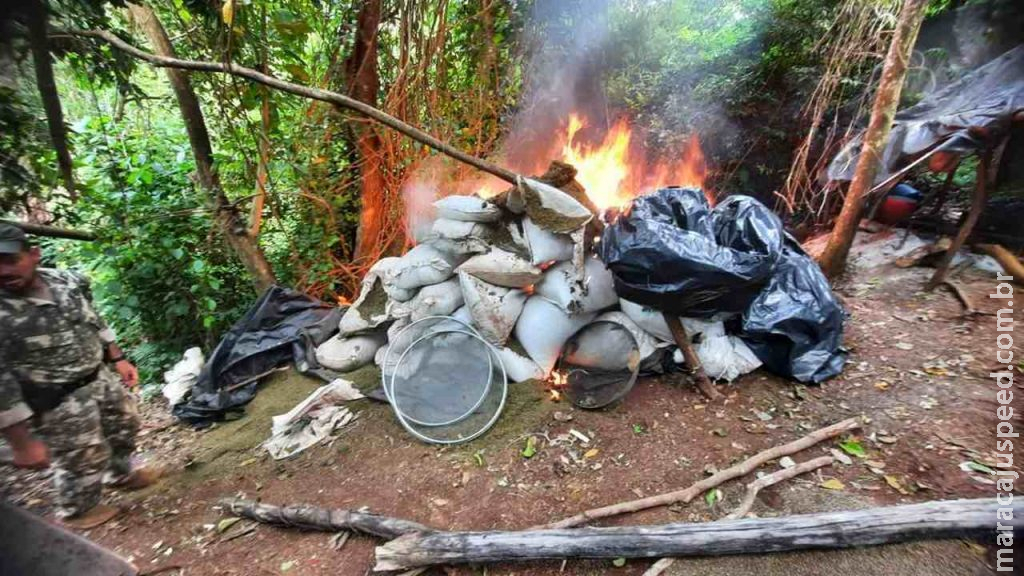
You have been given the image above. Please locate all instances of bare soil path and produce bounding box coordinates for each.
[3,243,1020,575]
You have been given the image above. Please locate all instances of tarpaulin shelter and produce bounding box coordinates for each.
[828,44,1024,184]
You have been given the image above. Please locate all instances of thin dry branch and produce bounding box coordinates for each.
[724,455,835,520]
[63,28,520,186]
[539,417,861,529]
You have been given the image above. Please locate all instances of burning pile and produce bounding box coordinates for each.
[314,116,846,443]
[315,165,764,406]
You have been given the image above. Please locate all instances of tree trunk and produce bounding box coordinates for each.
[22,0,77,201]
[815,0,928,278]
[374,498,1021,571]
[126,3,276,292]
[345,0,387,262]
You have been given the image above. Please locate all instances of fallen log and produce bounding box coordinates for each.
[645,455,835,575]
[539,417,860,529]
[0,219,96,241]
[218,498,434,540]
[374,498,1020,571]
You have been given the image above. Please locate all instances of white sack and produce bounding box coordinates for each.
[315,332,386,372]
[390,277,463,322]
[387,244,465,290]
[457,247,543,288]
[338,260,395,336]
[535,256,617,314]
[460,272,527,346]
[497,346,545,383]
[618,299,718,343]
[523,217,574,265]
[509,178,592,233]
[434,195,501,222]
[514,296,596,375]
[162,347,204,406]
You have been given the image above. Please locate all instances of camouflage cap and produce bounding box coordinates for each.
[0,222,28,254]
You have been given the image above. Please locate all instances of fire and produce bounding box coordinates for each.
[559,114,707,210]
[464,114,707,209]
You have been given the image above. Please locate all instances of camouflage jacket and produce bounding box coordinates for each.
[0,268,117,426]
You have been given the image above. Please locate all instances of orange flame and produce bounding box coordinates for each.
[467,113,707,209]
[560,114,706,210]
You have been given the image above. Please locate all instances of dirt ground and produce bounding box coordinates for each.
[3,232,1021,575]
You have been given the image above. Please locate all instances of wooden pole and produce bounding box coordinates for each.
[374,498,1021,571]
[0,220,96,241]
[662,313,721,401]
[218,498,434,540]
[974,243,1024,285]
[539,417,860,529]
[66,28,521,186]
[816,0,928,278]
[926,150,991,290]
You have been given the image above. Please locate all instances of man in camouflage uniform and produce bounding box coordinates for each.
[0,222,159,528]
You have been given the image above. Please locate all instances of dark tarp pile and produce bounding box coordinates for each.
[828,44,1024,184]
[173,286,342,426]
[599,187,846,384]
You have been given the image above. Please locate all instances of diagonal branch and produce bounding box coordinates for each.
[61,28,520,186]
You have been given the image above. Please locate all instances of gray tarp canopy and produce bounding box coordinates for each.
[828,44,1024,184]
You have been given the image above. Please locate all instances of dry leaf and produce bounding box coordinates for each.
[584,448,600,459]
[884,475,910,495]
[820,478,846,491]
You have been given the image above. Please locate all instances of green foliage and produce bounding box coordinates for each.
[50,110,255,385]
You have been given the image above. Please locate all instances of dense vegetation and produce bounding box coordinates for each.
[0,0,1005,386]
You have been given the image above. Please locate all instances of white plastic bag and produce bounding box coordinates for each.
[434,195,501,222]
[162,347,204,406]
[457,247,543,288]
[523,217,574,265]
[514,296,596,375]
[674,331,762,382]
[387,244,465,290]
[535,256,617,314]
[315,332,386,372]
[459,272,527,346]
[263,379,363,460]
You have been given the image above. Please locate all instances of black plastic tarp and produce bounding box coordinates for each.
[598,187,784,318]
[600,187,846,383]
[173,286,341,426]
[730,238,847,384]
[828,44,1024,183]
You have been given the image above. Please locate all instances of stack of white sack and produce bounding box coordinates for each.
[315,179,761,384]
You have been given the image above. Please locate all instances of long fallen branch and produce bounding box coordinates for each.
[539,417,860,529]
[374,498,1020,571]
[63,29,520,186]
[218,498,434,540]
[643,455,835,576]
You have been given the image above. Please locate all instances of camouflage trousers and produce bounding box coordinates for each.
[33,366,140,518]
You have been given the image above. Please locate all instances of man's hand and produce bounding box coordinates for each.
[114,360,139,389]
[12,437,49,470]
